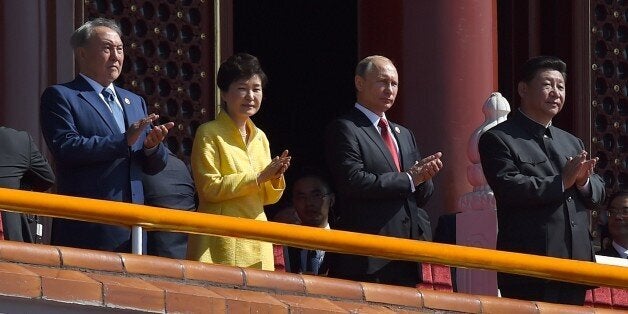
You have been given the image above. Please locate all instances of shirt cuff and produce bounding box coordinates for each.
[406,172,415,192]
[143,144,158,156]
[576,178,591,196]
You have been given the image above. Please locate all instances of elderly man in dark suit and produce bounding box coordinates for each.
[40,18,174,252]
[325,55,443,287]
[479,56,605,305]
[0,126,55,242]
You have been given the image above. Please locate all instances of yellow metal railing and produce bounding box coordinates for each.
[0,187,626,289]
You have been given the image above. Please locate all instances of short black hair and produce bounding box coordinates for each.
[292,174,333,195]
[607,190,628,210]
[519,56,567,83]
[216,53,268,92]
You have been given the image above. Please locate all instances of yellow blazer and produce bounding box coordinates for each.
[187,110,285,270]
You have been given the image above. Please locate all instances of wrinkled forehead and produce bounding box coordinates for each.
[88,26,123,45]
[377,64,397,77]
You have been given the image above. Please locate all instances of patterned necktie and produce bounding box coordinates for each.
[378,118,400,171]
[306,249,322,274]
[101,88,125,132]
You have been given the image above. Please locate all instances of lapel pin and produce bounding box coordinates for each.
[124,98,130,105]
[394,126,400,134]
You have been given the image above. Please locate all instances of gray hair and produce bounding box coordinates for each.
[70,18,122,49]
[355,55,393,77]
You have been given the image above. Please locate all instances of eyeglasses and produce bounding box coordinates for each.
[294,192,331,202]
[607,208,628,219]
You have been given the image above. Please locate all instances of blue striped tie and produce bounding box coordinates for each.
[101,88,125,132]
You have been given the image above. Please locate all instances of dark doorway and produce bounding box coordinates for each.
[233,1,358,214]
[497,0,576,131]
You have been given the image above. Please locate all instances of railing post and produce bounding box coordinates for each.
[132,225,143,255]
[456,92,510,296]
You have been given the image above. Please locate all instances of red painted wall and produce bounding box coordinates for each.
[358,0,498,223]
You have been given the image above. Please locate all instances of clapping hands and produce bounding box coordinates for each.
[126,113,175,148]
[562,150,597,189]
[144,120,175,149]
[258,150,291,183]
[407,152,444,186]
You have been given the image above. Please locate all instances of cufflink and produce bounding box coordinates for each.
[124,98,130,105]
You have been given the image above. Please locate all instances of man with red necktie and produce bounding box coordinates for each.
[325,55,443,287]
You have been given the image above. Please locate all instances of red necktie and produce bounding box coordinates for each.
[378,118,400,171]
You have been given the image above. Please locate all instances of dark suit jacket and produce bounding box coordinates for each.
[597,245,622,258]
[0,127,55,242]
[325,107,433,284]
[285,246,329,275]
[142,150,196,259]
[478,110,605,287]
[40,75,167,252]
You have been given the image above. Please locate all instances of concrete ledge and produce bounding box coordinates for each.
[0,241,623,313]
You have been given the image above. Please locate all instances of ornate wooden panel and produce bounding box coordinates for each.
[82,0,215,163]
[591,0,627,250]
[591,0,627,195]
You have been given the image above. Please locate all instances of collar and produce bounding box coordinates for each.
[355,103,387,128]
[612,241,628,258]
[518,108,552,128]
[80,74,117,97]
[514,109,552,140]
[216,110,258,139]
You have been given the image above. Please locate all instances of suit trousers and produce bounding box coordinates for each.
[499,280,587,305]
[1,212,35,243]
[330,259,421,287]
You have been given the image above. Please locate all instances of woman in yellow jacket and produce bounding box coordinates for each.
[188,53,290,270]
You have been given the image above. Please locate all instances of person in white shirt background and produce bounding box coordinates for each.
[599,190,628,259]
[285,174,334,275]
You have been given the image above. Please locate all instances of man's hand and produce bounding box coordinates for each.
[575,157,597,187]
[407,152,443,186]
[562,150,597,189]
[126,113,159,146]
[258,150,291,184]
[144,121,175,149]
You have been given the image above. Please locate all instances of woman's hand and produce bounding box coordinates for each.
[257,150,291,183]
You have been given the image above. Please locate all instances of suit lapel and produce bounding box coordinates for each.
[74,76,121,134]
[351,108,398,172]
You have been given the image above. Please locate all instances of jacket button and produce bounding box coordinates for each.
[571,220,576,227]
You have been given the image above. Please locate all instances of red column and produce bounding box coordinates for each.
[359,1,498,219]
